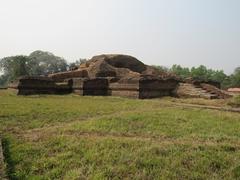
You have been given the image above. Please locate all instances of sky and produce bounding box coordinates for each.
[0,0,239,74]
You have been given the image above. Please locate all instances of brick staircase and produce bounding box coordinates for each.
[199,83,232,99]
[175,83,223,99]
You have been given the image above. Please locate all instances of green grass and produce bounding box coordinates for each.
[1,89,240,179]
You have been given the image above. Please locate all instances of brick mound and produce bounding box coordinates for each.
[10,54,231,99]
[87,59,118,78]
[49,54,169,81]
[87,54,147,73]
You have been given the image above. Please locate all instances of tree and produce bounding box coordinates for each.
[28,50,68,75]
[168,64,231,88]
[209,70,227,83]
[0,56,29,85]
[68,58,88,70]
[0,74,9,87]
[0,50,68,86]
[231,67,240,87]
[171,65,190,78]
[191,65,208,80]
[152,65,169,73]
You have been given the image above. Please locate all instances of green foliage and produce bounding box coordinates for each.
[152,65,169,73]
[28,50,68,75]
[69,58,87,70]
[171,64,228,82]
[0,56,29,85]
[171,65,191,78]
[228,95,240,108]
[0,90,240,179]
[0,50,68,86]
[170,64,230,88]
[169,64,240,88]
[231,67,240,87]
[0,74,9,87]
[191,65,209,80]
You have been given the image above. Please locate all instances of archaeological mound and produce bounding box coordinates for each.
[10,54,231,99]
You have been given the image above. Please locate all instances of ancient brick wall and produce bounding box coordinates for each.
[139,78,178,99]
[17,77,56,95]
[49,70,88,82]
[109,82,140,98]
[15,77,71,95]
[109,77,179,99]
[72,78,109,96]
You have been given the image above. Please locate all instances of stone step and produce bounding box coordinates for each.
[200,94,218,99]
[176,83,220,99]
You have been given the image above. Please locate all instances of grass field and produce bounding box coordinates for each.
[0,89,240,179]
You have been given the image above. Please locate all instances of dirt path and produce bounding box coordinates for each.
[170,102,240,113]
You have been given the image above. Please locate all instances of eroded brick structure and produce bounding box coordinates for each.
[10,54,231,99]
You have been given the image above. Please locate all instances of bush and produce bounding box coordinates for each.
[228,95,240,108]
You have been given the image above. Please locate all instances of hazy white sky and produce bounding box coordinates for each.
[0,0,239,74]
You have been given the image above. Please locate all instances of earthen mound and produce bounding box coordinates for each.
[87,59,117,78]
[89,54,147,73]
[81,54,166,79]
[48,54,168,81]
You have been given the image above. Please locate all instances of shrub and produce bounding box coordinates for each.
[228,95,240,108]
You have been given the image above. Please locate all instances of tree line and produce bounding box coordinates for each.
[154,65,240,89]
[0,50,86,87]
[0,50,239,89]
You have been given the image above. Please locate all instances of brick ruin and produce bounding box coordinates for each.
[10,54,232,99]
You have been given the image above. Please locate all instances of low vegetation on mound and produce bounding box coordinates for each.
[0,90,240,179]
[228,95,240,108]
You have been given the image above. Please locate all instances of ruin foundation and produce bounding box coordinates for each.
[9,54,232,99]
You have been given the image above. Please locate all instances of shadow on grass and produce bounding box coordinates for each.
[2,138,17,180]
